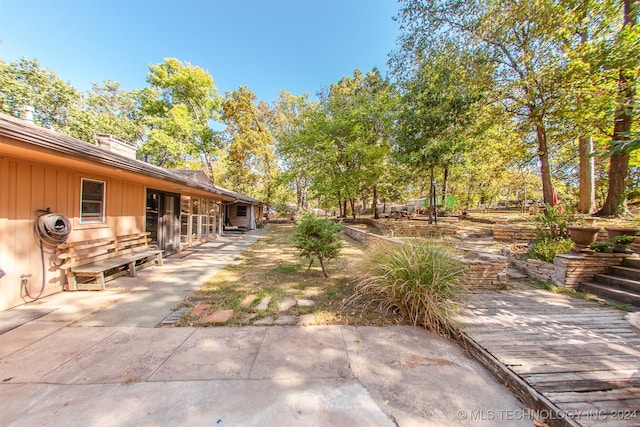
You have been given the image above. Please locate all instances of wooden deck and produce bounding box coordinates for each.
[456,288,640,427]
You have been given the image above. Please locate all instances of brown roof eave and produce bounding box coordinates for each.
[0,115,225,199]
[0,113,264,204]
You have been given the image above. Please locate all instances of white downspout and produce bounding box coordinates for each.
[250,204,255,230]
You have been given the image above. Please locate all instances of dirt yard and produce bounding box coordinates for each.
[176,224,403,327]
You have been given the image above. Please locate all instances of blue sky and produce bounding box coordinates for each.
[0,0,402,103]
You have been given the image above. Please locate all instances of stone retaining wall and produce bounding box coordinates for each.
[553,252,630,289]
[493,224,537,242]
[459,251,508,286]
[510,258,556,283]
[342,225,401,247]
[371,220,458,237]
[343,226,508,287]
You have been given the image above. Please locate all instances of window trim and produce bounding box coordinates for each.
[80,178,106,224]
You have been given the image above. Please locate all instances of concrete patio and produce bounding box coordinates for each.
[0,228,530,427]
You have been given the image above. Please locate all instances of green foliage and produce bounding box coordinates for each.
[590,235,635,252]
[531,206,574,241]
[528,206,575,261]
[528,238,574,262]
[0,58,143,145]
[346,241,465,337]
[140,58,222,175]
[0,57,81,132]
[291,215,343,277]
[221,86,277,201]
[278,69,396,218]
[83,81,144,143]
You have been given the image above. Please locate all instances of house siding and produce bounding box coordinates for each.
[0,113,263,311]
[228,203,251,229]
[0,154,145,310]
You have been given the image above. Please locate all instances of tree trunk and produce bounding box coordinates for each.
[296,174,306,208]
[597,0,636,217]
[442,166,448,210]
[372,186,379,219]
[577,136,597,214]
[428,165,435,224]
[318,256,328,277]
[350,198,356,219]
[465,172,473,210]
[598,149,630,217]
[535,122,554,206]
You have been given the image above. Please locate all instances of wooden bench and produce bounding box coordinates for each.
[58,232,163,291]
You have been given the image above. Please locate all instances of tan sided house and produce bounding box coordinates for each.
[0,111,264,311]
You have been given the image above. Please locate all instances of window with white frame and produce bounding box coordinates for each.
[80,178,105,224]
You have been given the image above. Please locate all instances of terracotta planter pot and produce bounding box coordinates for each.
[567,226,601,252]
[604,227,640,239]
[604,227,639,253]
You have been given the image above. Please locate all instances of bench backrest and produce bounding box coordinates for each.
[58,237,118,268]
[116,232,152,255]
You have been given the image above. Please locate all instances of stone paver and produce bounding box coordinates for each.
[202,309,234,323]
[255,296,272,311]
[239,294,258,308]
[254,316,274,325]
[241,313,258,323]
[298,314,316,325]
[190,303,211,317]
[297,299,315,307]
[279,296,297,312]
[274,315,297,325]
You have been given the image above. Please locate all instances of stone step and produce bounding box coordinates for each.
[593,273,640,293]
[623,257,640,269]
[608,265,640,281]
[580,282,640,307]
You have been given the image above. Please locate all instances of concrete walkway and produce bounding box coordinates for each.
[0,228,529,427]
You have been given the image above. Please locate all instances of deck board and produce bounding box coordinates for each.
[456,288,640,427]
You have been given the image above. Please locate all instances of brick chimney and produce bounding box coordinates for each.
[21,105,35,123]
[94,133,137,159]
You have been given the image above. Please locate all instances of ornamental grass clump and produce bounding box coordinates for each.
[346,240,466,337]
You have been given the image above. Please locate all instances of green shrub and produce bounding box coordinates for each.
[291,215,343,277]
[528,238,574,262]
[531,206,574,241]
[346,241,466,337]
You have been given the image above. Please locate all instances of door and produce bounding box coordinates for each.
[146,189,180,255]
[163,194,179,253]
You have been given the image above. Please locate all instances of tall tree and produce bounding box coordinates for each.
[345,68,396,219]
[273,90,313,209]
[598,0,639,216]
[309,69,395,219]
[139,58,223,176]
[0,58,81,132]
[394,45,489,221]
[394,0,575,206]
[221,86,277,202]
[77,81,144,144]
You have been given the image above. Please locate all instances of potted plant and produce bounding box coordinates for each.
[604,226,640,239]
[604,227,639,253]
[566,225,601,252]
[610,235,635,253]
